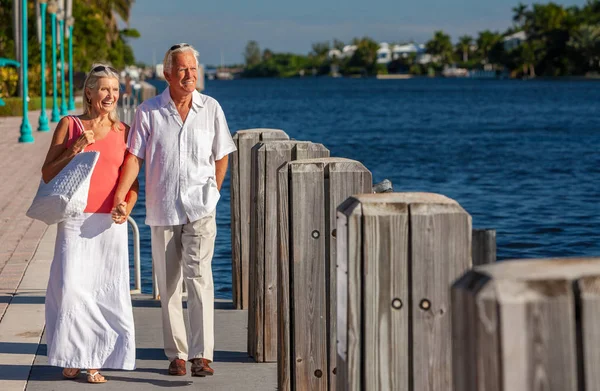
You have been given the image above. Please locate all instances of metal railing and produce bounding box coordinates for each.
[127,215,186,299]
[119,93,138,125]
[128,216,142,294]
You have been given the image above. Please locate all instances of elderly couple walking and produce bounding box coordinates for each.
[40,43,236,383]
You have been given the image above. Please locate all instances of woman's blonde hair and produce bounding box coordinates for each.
[82,63,121,129]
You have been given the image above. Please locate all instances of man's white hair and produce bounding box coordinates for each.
[163,43,200,74]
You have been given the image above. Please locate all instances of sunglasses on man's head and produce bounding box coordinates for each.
[92,65,118,74]
[170,43,190,51]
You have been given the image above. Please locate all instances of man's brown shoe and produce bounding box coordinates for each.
[168,359,187,376]
[190,358,214,377]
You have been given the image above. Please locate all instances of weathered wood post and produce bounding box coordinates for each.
[278,158,372,391]
[248,141,330,362]
[231,129,289,309]
[337,193,472,391]
[472,228,496,265]
[452,257,600,391]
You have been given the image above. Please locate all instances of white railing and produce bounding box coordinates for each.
[128,216,142,294]
[119,93,138,125]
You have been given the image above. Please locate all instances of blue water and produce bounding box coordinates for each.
[130,77,600,298]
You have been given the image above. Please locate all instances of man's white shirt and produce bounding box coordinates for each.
[127,88,237,226]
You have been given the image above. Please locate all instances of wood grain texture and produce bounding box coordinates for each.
[231,129,288,310]
[451,258,600,391]
[410,202,472,391]
[451,271,482,391]
[290,162,328,391]
[248,141,330,362]
[248,143,265,361]
[578,276,600,391]
[231,134,241,308]
[523,280,577,391]
[361,202,409,391]
[266,142,330,362]
[277,163,292,391]
[326,161,372,390]
[238,133,260,312]
[336,198,362,391]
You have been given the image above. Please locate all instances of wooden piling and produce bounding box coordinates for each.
[248,141,330,362]
[472,228,496,265]
[337,193,472,391]
[277,158,372,391]
[231,129,289,309]
[452,257,600,391]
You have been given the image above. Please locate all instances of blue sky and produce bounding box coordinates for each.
[127,0,587,66]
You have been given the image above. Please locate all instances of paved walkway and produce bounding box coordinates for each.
[0,112,276,390]
[0,111,54,324]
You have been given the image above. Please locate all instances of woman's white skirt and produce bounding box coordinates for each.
[45,213,136,369]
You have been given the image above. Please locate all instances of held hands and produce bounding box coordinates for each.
[71,130,95,154]
[111,201,128,224]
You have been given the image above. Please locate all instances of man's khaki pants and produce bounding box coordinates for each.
[151,211,216,362]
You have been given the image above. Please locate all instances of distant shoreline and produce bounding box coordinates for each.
[207,75,600,82]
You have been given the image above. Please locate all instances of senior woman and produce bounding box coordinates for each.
[40,64,138,384]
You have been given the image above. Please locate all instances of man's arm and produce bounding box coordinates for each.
[215,155,228,191]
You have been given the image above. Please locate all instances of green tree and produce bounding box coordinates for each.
[476,30,502,64]
[262,48,273,61]
[568,24,600,70]
[512,2,530,27]
[457,35,473,62]
[425,30,454,65]
[344,37,379,75]
[244,40,261,66]
[311,41,330,60]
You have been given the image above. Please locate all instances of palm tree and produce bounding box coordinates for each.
[88,0,136,43]
[426,30,454,65]
[457,35,473,62]
[512,3,529,27]
[476,30,502,64]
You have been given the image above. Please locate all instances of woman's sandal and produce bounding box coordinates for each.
[87,370,107,384]
[62,368,81,379]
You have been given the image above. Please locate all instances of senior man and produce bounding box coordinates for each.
[114,43,236,377]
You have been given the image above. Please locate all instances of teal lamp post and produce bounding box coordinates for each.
[37,0,50,132]
[19,0,34,143]
[57,8,67,116]
[48,1,60,122]
[67,17,75,111]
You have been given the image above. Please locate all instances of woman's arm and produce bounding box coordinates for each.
[112,124,140,224]
[41,117,95,183]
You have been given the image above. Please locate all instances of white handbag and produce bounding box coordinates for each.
[26,117,100,225]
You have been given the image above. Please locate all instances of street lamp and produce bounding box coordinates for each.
[67,16,75,111]
[57,7,67,116]
[48,1,60,122]
[19,0,34,143]
[37,0,50,132]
